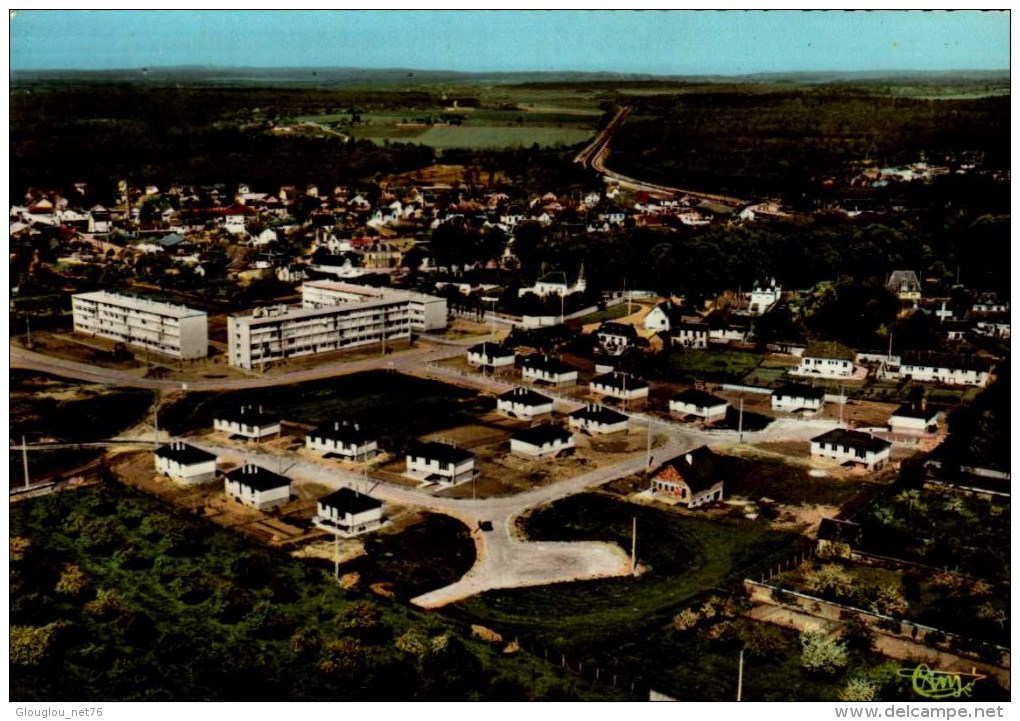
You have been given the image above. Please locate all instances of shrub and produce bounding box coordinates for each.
[800,631,848,676]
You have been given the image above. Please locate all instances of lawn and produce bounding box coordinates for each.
[10,484,625,701]
[654,348,764,384]
[719,453,875,508]
[578,304,630,324]
[455,494,805,650]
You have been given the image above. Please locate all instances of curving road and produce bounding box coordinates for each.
[576,104,748,206]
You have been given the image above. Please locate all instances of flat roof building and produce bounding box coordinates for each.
[301,279,447,332]
[72,290,208,359]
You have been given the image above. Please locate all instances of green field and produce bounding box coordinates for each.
[160,371,489,453]
[410,126,593,150]
[577,304,631,324]
[650,348,764,384]
[10,484,626,701]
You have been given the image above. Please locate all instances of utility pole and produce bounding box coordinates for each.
[22,435,30,489]
[839,384,846,427]
[25,317,32,350]
[737,396,744,443]
[630,516,637,575]
[646,420,653,467]
[334,531,340,581]
[737,647,745,701]
[152,392,160,449]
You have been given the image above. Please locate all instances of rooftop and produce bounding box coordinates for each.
[804,341,856,362]
[569,404,628,424]
[652,446,722,493]
[672,388,728,407]
[407,441,475,465]
[74,290,206,319]
[772,383,825,400]
[811,428,892,453]
[225,463,290,492]
[512,424,574,445]
[318,487,383,515]
[497,387,553,407]
[155,441,217,466]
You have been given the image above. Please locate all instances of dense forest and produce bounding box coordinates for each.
[610,89,1010,205]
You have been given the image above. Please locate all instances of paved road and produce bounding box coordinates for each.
[575,104,748,206]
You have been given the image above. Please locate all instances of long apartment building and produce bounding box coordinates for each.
[227,297,412,369]
[301,279,447,332]
[72,290,208,359]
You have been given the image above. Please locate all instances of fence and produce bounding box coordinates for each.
[720,383,773,396]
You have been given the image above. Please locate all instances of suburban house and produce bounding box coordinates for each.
[305,421,378,461]
[669,389,730,422]
[509,425,576,458]
[810,429,892,471]
[595,322,639,356]
[314,487,384,537]
[466,342,516,369]
[897,351,993,387]
[589,372,649,402]
[213,406,282,440]
[643,300,684,333]
[520,354,579,387]
[224,463,291,509]
[796,342,856,378]
[672,320,709,349]
[889,403,940,433]
[708,314,753,343]
[517,267,586,298]
[154,441,218,484]
[771,383,825,414]
[887,270,922,302]
[405,441,477,485]
[748,279,782,315]
[649,447,725,508]
[568,404,629,435]
[496,387,554,420]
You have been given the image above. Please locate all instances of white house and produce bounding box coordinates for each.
[154,441,218,484]
[509,425,575,458]
[406,441,477,485]
[810,429,892,471]
[568,404,629,435]
[496,387,554,420]
[771,383,825,414]
[748,279,782,315]
[673,321,709,349]
[520,354,579,387]
[314,488,384,537]
[649,447,725,508]
[213,406,282,440]
[466,342,516,369]
[889,404,940,433]
[886,270,922,302]
[589,372,649,402]
[796,342,856,378]
[643,301,684,333]
[897,352,992,387]
[305,421,378,461]
[669,389,729,422]
[517,266,586,298]
[595,322,638,356]
[224,463,291,509]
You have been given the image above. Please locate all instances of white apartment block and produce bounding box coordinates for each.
[301,279,447,332]
[72,290,208,359]
[227,298,412,370]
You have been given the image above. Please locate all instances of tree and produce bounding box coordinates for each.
[839,677,878,702]
[55,564,91,597]
[800,631,848,676]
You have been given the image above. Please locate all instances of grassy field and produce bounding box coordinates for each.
[160,371,490,453]
[653,348,764,384]
[578,304,631,324]
[411,126,592,150]
[455,494,804,649]
[10,483,626,701]
[719,452,880,508]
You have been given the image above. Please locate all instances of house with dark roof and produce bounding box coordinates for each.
[567,404,629,435]
[406,441,476,485]
[669,389,729,422]
[154,441,218,484]
[810,429,892,471]
[305,420,378,461]
[315,487,384,537]
[496,387,554,420]
[649,447,724,508]
[466,342,516,369]
[889,403,939,433]
[887,270,922,302]
[771,383,825,414]
[796,342,856,378]
[589,372,649,402]
[213,405,281,440]
[510,424,575,458]
[595,322,639,356]
[520,354,579,387]
[224,463,291,509]
[897,352,993,387]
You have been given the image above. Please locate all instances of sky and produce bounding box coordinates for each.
[8,9,1011,75]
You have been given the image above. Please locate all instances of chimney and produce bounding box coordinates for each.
[685,453,693,465]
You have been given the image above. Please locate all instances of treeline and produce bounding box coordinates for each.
[10,84,437,195]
